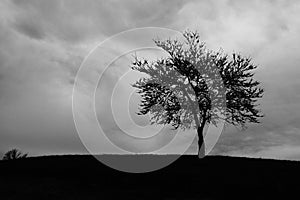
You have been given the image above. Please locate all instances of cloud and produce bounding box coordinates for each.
[13,17,46,40]
[0,0,300,159]
[172,0,298,55]
[8,0,186,43]
[0,2,87,154]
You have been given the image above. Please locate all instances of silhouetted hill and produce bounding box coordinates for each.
[0,155,298,199]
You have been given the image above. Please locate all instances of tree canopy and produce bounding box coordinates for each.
[131,31,263,133]
[2,148,28,160]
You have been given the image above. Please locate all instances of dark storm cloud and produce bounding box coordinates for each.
[13,18,46,40]
[9,0,187,43]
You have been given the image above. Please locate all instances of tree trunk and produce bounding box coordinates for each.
[197,126,205,158]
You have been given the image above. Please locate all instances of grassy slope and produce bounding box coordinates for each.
[0,155,298,200]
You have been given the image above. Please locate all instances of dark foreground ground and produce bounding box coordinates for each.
[0,155,299,200]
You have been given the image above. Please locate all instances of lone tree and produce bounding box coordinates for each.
[131,30,264,158]
[2,149,28,160]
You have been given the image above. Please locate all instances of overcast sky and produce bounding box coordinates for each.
[0,0,300,160]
